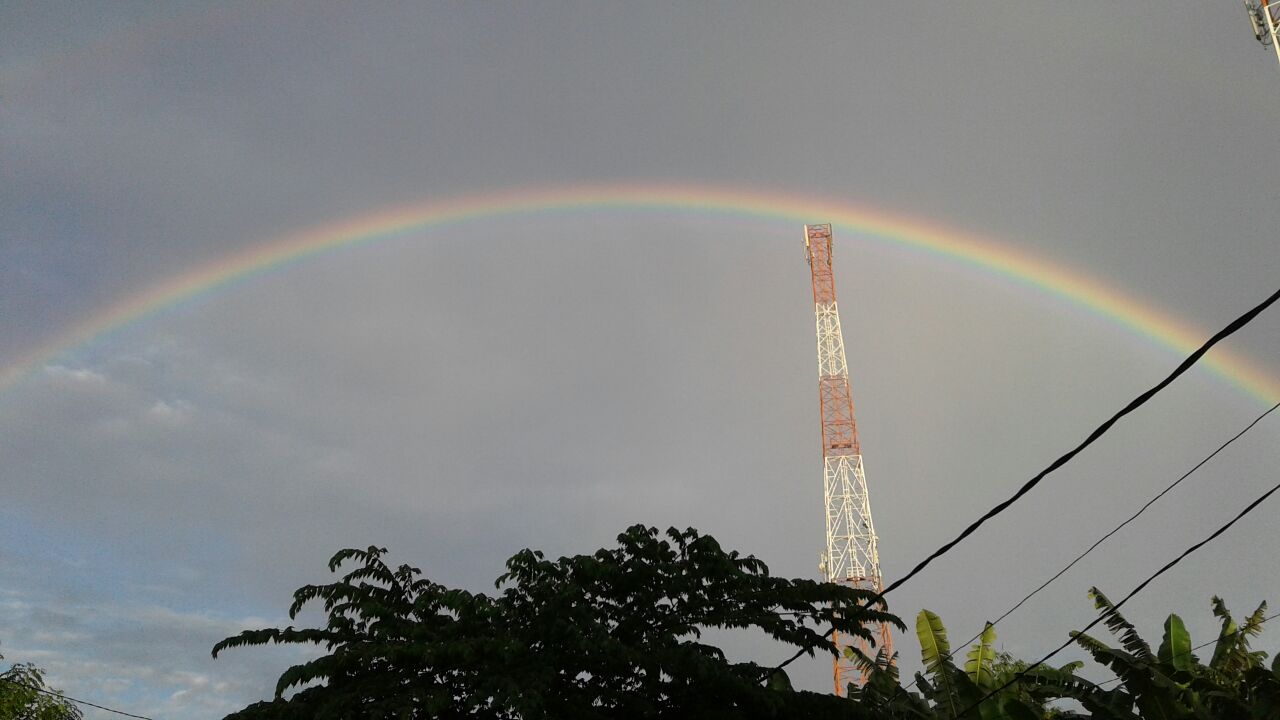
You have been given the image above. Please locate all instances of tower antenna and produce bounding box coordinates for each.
[803,224,893,694]
[1244,0,1280,67]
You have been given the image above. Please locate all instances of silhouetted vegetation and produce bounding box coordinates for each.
[214,527,1277,719]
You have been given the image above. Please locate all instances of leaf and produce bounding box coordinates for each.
[1072,630,1182,720]
[1210,597,1238,672]
[1157,614,1193,673]
[854,647,905,704]
[999,697,1043,720]
[964,622,997,688]
[1090,587,1153,661]
[1041,673,1140,720]
[916,610,952,673]
[1209,597,1269,677]
[917,610,959,718]
[1244,600,1269,639]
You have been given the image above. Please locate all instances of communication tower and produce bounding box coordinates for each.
[803,224,892,694]
[1244,0,1280,66]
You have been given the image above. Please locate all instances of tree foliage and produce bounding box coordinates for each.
[874,592,1280,720]
[896,611,1084,720]
[0,645,82,720]
[214,525,903,719]
[213,527,1280,720]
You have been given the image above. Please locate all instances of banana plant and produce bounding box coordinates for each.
[1070,588,1280,720]
[1207,596,1268,679]
[848,647,935,719]
[846,592,1279,719]
[911,610,1084,720]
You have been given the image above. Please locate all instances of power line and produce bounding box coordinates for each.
[765,285,1280,682]
[0,676,157,720]
[953,472,1280,719]
[961,401,1279,644]
[891,399,1280,698]
[880,284,1280,599]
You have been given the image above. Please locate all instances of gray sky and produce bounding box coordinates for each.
[2,3,1279,717]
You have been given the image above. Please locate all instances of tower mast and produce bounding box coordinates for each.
[803,223,892,694]
[1244,0,1280,67]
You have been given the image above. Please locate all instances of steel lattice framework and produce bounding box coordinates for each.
[804,224,892,695]
[1245,0,1280,67]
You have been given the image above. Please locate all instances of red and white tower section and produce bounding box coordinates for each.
[803,223,892,694]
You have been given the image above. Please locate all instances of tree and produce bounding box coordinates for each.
[214,528,1280,719]
[0,645,82,720]
[214,525,904,719]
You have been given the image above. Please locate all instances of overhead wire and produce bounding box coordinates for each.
[879,284,1280,599]
[764,284,1280,682]
[957,401,1279,646]
[891,398,1280,697]
[0,675,157,719]
[952,472,1280,719]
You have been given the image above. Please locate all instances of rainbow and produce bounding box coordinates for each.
[2,183,1277,404]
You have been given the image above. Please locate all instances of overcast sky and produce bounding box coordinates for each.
[2,3,1279,718]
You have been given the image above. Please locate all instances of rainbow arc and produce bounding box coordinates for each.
[2,183,1276,404]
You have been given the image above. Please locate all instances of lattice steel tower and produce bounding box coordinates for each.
[804,223,892,694]
[1245,0,1280,67]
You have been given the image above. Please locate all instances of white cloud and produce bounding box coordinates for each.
[1,592,307,720]
[42,365,107,385]
[147,399,193,424]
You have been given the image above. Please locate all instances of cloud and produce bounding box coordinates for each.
[43,365,108,385]
[147,399,193,424]
[0,579,309,719]
[1,4,1278,717]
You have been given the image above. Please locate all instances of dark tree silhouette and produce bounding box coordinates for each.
[214,525,901,719]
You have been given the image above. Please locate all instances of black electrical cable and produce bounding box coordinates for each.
[953,474,1280,719]
[962,402,1279,644]
[0,676,157,719]
[764,285,1280,682]
[881,285,1280,600]
[893,399,1280,697]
